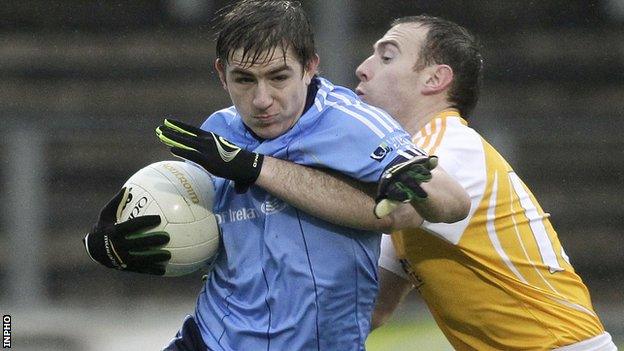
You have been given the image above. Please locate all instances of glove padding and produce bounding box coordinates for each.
[374,156,438,218]
[156,118,263,193]
[83,187,171,275]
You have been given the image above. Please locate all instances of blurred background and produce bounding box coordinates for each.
[1,0,623,350]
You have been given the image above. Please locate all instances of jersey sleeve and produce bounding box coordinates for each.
[293,103,425,183]
[419,120,487,244]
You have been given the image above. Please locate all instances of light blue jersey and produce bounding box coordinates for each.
[194,77,422,351]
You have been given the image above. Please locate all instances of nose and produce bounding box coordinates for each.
[252,81,273,110]
[356,56,373,82]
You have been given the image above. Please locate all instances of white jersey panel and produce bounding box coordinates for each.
[379,234,409,280]
[420,117,487,244]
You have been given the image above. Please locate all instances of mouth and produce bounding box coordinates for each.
[253,113,277,122]
[355,87,365,97]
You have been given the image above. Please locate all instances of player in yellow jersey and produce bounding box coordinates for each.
[357,15,617,350]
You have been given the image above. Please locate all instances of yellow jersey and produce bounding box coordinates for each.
[381,109,605,350]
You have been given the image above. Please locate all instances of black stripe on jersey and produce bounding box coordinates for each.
[261,267,272,351]
[217,290,234,346]
[295,207,321,351]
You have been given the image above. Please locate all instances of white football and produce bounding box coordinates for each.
[118,160,220,277]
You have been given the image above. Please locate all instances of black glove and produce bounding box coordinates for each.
[83,188,171,275]
[374,156,438,218]
[156,118,263,193]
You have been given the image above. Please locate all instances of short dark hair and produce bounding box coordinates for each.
[214,0,316,69]
[392,15,483,117]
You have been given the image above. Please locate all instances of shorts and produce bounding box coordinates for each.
[162,315,210,351]
[553,332,618,351]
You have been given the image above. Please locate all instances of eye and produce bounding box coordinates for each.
[235,76,255,84]
[272,74,289,82]
[380,50,395,63]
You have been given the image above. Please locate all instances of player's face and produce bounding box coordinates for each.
[355,23,428,125]
[216,47,319,139]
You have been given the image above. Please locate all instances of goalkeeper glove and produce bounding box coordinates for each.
[374,155,438,218]
[156,118,263,193]
[83,187,171,275]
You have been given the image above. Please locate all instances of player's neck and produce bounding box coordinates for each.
[402,99,452,136]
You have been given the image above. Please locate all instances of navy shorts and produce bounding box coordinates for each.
[162,315,210,351]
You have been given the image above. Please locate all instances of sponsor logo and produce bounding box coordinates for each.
[214,207,258,224]
[214,198,288,224]
[370,142,392,161]
[103,235,125,269]
[252,153,260,168]
[103,235,116,266]
[260,198,287,214]
[214,134,241,163]
[162,164,200,204]
[3,315,10,348]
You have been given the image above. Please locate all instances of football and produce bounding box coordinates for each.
[118,160,220,277]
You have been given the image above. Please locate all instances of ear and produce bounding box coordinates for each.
[421,64,453,96]
[214,59,228,90]
[303,54,320,85]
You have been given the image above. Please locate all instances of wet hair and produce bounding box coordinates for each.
[214,0,316,69]
[392,15,484,117]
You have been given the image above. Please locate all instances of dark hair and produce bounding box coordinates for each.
[214,0,316,69]
[392,15,483,117]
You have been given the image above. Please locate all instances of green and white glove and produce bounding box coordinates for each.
[374,156,438,218]
[156,118,263,193]
[83,188,171,275]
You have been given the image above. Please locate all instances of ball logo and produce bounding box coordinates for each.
[128,196,149,219]
[124,191,133,209]
[162,163,200,204]
[261,197,287,215]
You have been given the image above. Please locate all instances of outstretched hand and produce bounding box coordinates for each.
[374,156,438,218]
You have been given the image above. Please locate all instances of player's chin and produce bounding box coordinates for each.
[361,95,384,110]
[249,123,285,140]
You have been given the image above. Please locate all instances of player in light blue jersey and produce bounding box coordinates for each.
[83,1,470,350]
[188,77,420,351]
[154,1,468,349]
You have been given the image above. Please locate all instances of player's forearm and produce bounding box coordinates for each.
[256,157,396,231]
[414,167,470,223]
[379,202,423,230]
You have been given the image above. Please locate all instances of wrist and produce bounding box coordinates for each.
[83,233,99,264]
[232,152,264,192]
[255,156,275,188]
[84,230,123,269]
[242,152,264,184]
